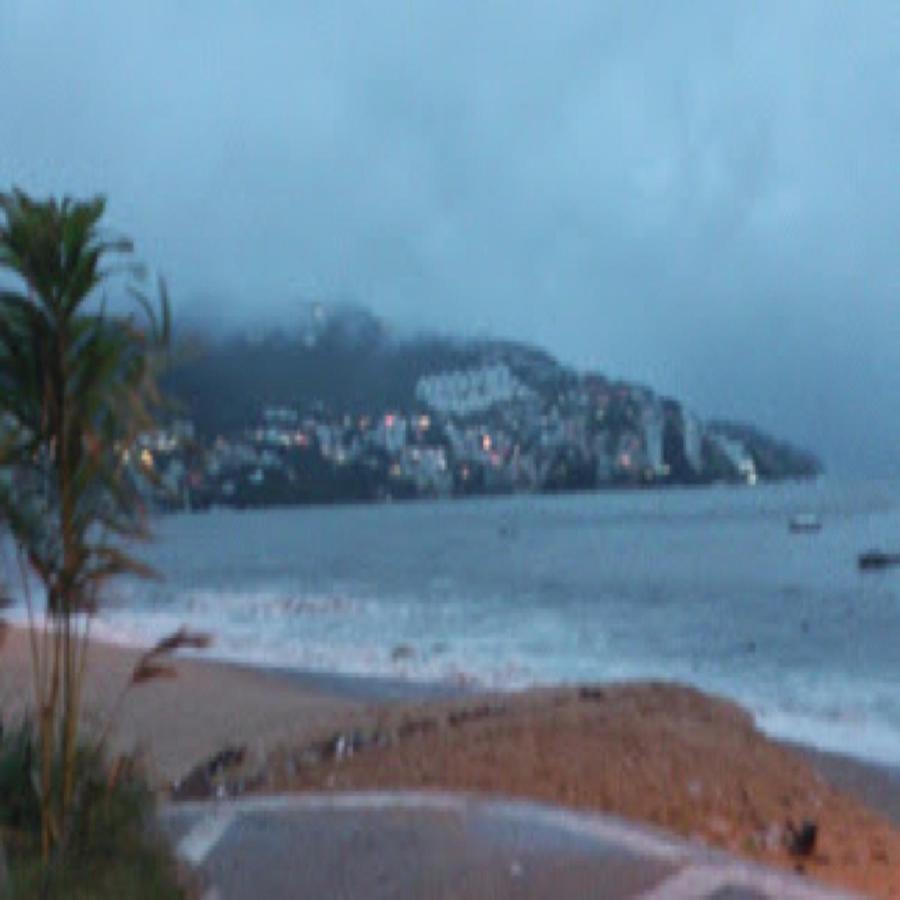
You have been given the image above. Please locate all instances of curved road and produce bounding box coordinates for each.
[161,792,854,900]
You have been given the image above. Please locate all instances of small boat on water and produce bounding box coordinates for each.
[789,513,822,534]
[858,550,900,571]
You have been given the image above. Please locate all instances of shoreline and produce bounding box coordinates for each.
[3,623,898,792]
[194,658,900,828]
[3,625,900,894]
[791,743,900,827]
[223,659,472,703]
[13,604,900,774]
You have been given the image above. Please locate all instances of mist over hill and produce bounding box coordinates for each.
[166,304,563,437]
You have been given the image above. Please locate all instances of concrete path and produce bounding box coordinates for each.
[160,792,855,900]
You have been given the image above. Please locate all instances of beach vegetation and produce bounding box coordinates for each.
[0,720,186,898]
[0,188,170,870]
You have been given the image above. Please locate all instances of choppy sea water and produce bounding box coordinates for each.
[9,480,900,766]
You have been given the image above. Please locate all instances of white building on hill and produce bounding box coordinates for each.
[415,363,532,416]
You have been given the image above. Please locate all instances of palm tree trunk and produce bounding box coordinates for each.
[40,614,61,861]
[0,835,10,899]
[61,612,79,824]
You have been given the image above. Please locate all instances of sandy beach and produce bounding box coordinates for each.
[2,625,900,897]
[0,625,366,785]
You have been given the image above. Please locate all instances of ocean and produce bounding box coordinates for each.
[11,479,900,767]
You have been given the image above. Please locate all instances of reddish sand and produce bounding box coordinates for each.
[2,627,900,897]
[258,685,900,898]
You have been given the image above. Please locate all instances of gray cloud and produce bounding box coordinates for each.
[3,1,900,471]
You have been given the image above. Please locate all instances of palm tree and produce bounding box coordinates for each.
[0,188,169,860]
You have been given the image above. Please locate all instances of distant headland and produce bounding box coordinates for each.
[149,304,821,510]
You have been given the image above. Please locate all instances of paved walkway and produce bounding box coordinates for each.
[160,792,855,900]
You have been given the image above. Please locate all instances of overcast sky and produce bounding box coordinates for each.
[3,2,900,472]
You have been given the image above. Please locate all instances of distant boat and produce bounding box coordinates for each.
[858,550,900,571]
[789,513,822,534]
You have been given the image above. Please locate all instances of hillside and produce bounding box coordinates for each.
[158,305,821,507]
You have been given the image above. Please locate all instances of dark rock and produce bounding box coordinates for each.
[171,744,248,800]
[447,704,504,727]
[785,819,817,857]
[579,687,607,702]
[207,745,246,775]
